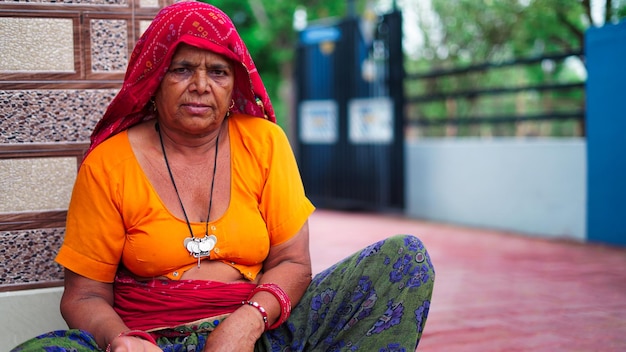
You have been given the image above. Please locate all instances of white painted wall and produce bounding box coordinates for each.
[405,138,587,241]
[0,287,67,351]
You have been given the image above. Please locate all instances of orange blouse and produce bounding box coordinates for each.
[56,114,315,282]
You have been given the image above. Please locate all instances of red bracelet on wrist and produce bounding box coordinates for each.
[105,330,157,352]
[248,283,292,330]
[243,300,270,331]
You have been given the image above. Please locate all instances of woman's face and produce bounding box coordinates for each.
[155,43,235,135]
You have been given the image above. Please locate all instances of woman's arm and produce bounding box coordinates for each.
[60,269,159,351]
[254,219,313,323]
[203,220,312,352]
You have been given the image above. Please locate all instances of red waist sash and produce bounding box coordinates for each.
[113,270,256,331]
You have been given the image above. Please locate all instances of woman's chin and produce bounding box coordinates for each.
[175,117,224,135]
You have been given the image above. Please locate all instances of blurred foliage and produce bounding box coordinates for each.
[402,0,625,138]
[419,0,589,65]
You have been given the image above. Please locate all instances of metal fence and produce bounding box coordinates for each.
[404,50,586,138]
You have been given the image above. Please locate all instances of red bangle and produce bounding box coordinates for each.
[243,300,270,331]
[105,330,157,352]
[249,283,291,330]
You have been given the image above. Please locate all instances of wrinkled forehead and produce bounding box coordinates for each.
[169,43,236,67]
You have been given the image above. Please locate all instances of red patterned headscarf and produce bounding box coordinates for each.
[87,1,275,156]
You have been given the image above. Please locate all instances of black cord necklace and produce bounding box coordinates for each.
[156,122,220,267]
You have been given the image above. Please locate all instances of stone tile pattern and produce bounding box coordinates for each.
[140,20,152,35]
[91,19,128,73]
[0,89,117,143]
[0,89,114,289]
[0,0,162,291]
[0,157,77,213]
[0,17,74,72]
[0,228,65,286]
[139,0,158,7]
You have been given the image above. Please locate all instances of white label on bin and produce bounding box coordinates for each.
[299,100,338,144]
[349,97,394,144]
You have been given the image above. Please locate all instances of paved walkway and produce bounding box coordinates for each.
[308,209,626,351]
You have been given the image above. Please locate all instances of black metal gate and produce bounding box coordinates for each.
[295,10,404,211]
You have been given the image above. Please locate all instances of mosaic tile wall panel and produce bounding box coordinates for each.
[140,0,158,8]
[91,19,129,73]
[0,0,128,5]
[0,228,65,286]
[140,20,152,35]
[0,17,74,72]
[0,157,77,213]
[0,89,117,143]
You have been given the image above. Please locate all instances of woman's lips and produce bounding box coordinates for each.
[183,103,212,115]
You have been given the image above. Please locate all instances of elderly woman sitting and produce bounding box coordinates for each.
[11,2,434,352]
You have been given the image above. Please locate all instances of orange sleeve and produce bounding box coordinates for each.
[55,135,129,283]
[256,121,315,245]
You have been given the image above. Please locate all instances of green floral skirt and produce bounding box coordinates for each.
[11,235,435,352]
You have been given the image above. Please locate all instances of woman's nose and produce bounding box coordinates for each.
[190,70,210,93]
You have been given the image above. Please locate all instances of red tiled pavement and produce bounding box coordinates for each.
[308,209,626,352]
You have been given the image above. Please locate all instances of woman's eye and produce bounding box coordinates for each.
[210,70,226,76]
[169,67,190,74]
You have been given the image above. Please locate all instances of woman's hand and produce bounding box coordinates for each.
[202,304,265,352]
[202,221,313,352]
[108,335,162,352]
[61,269,135,349]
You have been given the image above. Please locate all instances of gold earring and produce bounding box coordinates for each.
[226,100,235,117]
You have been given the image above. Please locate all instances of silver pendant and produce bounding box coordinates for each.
[184,234,217,259]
